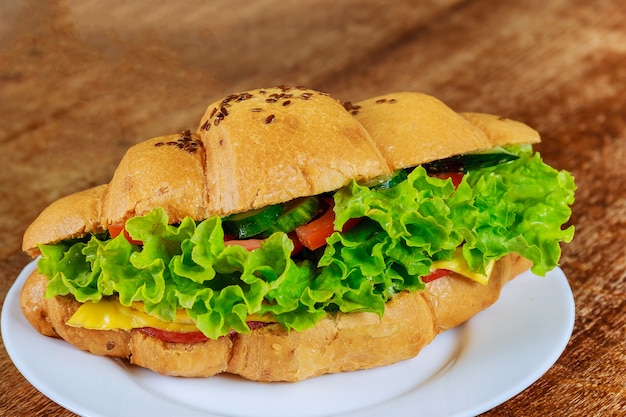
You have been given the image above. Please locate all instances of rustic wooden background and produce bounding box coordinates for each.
[1,0,625,416]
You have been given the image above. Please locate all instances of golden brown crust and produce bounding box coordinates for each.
[461,112,541,147]
[19,270,56,337]
[21,90,544,251]
[353,92,493,170]
[129,331,233,377]
[22,87,390,249]
[19,254,525,381]
[196,87,389,215]
[22,185,108,255]
[102,133,209,226]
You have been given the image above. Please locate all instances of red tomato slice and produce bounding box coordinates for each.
[421,269,451,283]
[137,327,208,343]
[431,172,464,188]
[108,223,143,245]
[295,208,336,250]
[224,238,264,251]
[295,205,362,251]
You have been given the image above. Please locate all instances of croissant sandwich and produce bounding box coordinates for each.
[20,87,575,381]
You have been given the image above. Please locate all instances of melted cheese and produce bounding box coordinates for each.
[66,300,276,332]
[66,300,200,333]
[430,248,495,285]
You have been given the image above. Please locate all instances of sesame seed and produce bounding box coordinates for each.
[236,93,253,101]
[375,99,387,104]
[250,107,263,112]
[282,100,291,106]
[210,107,217,117]
[264,114,275,124]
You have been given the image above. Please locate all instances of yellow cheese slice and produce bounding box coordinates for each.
[66,299,277,332]
[430,248,495,285]
[66,299,200,333]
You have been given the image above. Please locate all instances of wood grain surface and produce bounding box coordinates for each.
[1,0,625,416]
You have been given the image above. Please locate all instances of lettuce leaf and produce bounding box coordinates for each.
[39,149,575,339]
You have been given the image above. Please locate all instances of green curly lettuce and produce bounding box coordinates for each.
[39,148,575,339]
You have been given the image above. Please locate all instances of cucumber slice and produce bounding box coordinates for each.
[223,204,283,238]
[269,197,320,233]
[422,152,519,174]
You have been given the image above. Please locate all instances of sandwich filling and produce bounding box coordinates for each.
[38,144,575,340]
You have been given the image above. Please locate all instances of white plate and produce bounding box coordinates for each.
[3,260,574,417]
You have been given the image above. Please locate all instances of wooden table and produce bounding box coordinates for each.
[1,1,624,415]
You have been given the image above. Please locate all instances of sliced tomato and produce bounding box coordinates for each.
[224,238,264,251]
[422,269,451,283]
[108,223,143,245]
[295,205,362,251]
[138,327,208,343]
[431,172,464,188]
[295,207,336,250]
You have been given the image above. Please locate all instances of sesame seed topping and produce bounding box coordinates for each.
[375,98,387,104]
[264,114,275,124]
[250,107,263,112]
[236,92,253,101]
[155,130,204,153]
[282,100,291,106]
